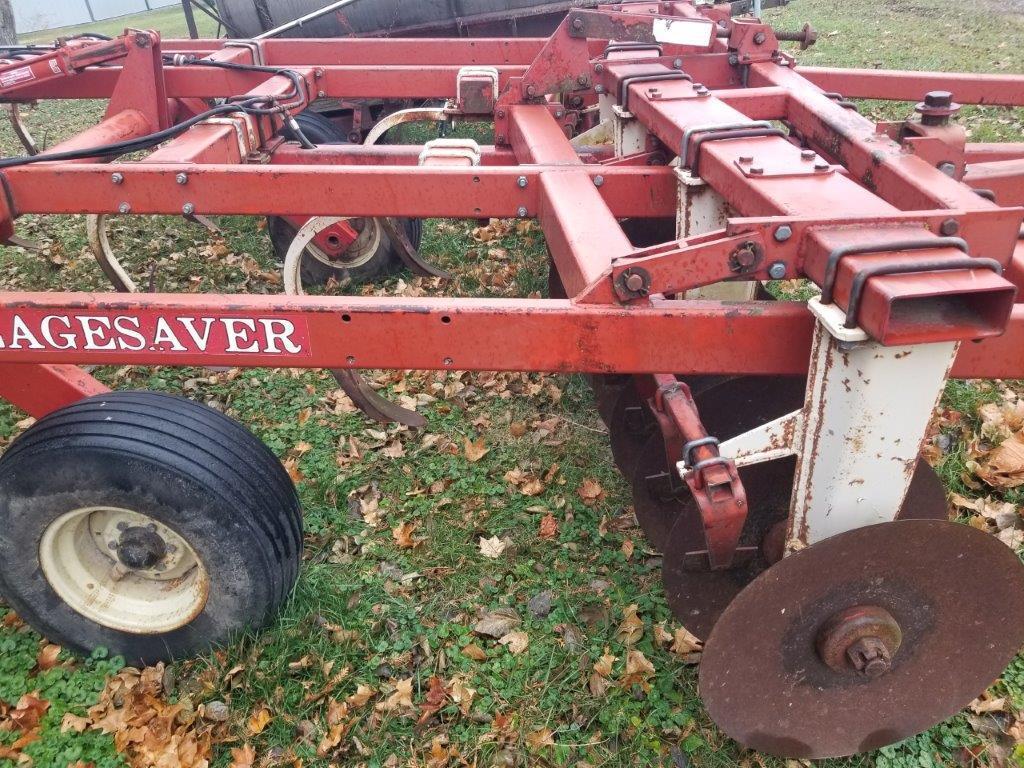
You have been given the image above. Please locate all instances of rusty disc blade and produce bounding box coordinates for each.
[897,459,950,520]
[661,458,948,641]
[610,383,656,479]
[630,375,804,551]
[688,375,807,437]
[631,431,688,550]
[661,456,796,639]
[699,519,1024,759]
[589,375,631,427]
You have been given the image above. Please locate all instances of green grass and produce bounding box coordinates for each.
[0,1,1023,767]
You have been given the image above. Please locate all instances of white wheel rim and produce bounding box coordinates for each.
[284,216,383,295]
[305,217,382,271]
[39,507,209,635]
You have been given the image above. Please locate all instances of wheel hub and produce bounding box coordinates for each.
[116,525,168,571]
[39,506,209,634]
[815,605,902,678]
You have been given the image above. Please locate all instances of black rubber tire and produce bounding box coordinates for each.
[270,109,422,284]
[0,391,302,666]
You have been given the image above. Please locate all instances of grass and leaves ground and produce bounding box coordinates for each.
[0,1,1023,766]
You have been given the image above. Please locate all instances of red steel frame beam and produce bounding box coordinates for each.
[0,295,1017,379]
[0,4,1023,417]
[3,165,679,219]
[797,66,1024,107]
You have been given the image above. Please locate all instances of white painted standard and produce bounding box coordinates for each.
[675,169,757,301]
[785,301,958,546]
[708,300,957,548]
[612,105,649,157]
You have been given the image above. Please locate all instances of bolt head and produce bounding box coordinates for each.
[182,203,195,216]
[111,173,124,185]
[118,202,131,215]
[753,31,767,45]
[801,149,816,161]
[517,206,528,218]
[595,85,606,95]
[774,225,793,243]
[517,176,528,189]
[939,218,960,236]
[176,173,188,185]
[572,17,584,31]
[924,90,954,108]
[768,261,787,279]
[814,161,830,172]
[673,58,683,69]
[938,161,957,177]
[593,175,605,188]
[624,272,645,292]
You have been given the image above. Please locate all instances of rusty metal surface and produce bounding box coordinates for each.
[663,459,951,640]
[610,383,655,478]
[630,375,800,552]
[331,369,426,428]
[699,519,1024,759]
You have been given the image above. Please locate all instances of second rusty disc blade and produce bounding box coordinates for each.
[661,456,796,639]
[609,382,656,478]
[662,458,952,641]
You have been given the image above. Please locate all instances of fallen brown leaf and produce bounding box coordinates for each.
[229,744,257,768]
[538,513,558,540]
[614,604,644,645]
[36,643,62,671]
[461,643,488,661]
[247,707,272,735]
[392,521,423,549]
[478,535,506,559]
[417,675,449,725]
[577,478,605,506]
[464,437,489,463]
[499,630,529,655]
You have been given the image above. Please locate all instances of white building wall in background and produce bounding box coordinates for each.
[13,0,180,35]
